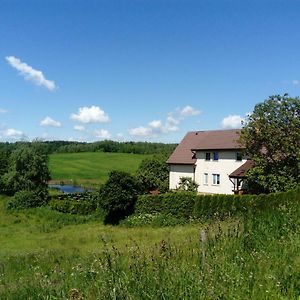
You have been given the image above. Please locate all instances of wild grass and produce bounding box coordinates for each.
[49,152,151,187]
[1,193,300,299]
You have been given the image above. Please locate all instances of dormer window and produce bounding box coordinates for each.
[213,151,219,161]
[205,152,211,161]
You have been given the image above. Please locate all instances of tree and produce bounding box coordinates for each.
[1,143,51,206]
[136,154,170,193]
[99,171,140,224]
[240,94,300,193]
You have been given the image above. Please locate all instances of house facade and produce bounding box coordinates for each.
[167,129,251,194]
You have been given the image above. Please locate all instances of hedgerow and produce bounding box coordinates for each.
[134,188,300,222]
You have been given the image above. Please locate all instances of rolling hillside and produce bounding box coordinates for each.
[49,152,151,186]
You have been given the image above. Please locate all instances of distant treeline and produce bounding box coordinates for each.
[0,140,177,155]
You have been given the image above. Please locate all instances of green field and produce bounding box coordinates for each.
[1,192,300,299]
[49,152,151,186]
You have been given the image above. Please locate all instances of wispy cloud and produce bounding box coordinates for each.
[0,128,27,140]
[40,116,62,127]
[292,80,299,85]
[74,125,86,132]
[71,106,110,124]
[0,108,7,114]
[5,56,56,91]
[94,129,111,139]
[221,114,244,129]
[179,105,201,117]
[129,105,200,137]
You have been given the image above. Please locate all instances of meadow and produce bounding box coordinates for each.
[1,191,300,299]
[49,152,151,187]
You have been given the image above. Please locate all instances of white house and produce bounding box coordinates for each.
[167,129,252,194]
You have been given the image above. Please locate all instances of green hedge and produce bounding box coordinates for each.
[136,191,197,219]
[135,188,300,220]
[49,192,98,215]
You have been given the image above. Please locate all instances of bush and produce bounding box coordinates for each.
[7,190,47,210]
[49,199,97,215]
[99,171,140,224]
[49,192,98,215]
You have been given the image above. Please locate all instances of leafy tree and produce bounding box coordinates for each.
[99,171,140,224]
[240,94,300,193]
[136,154,170,193]
[177,177,199,192]
[1,143,50,206]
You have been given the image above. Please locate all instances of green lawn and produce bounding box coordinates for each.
[49,152,151,186]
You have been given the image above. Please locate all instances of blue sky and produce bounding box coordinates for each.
[1,0,300,143]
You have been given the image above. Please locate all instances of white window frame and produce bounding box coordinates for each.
[212,174,220,185]
[204,173,208,185]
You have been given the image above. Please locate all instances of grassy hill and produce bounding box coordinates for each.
[1,189,300,299]
[49,152,151,187]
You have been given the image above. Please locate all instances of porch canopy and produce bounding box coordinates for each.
[229,160,254,193]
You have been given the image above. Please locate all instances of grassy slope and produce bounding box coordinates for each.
[49,152,151,186]
[1,194,300,299]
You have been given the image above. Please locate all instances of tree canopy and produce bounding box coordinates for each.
[136,154,170,193]
[1,143,51,206]
[99,171,140,224]
[240,94,300,193]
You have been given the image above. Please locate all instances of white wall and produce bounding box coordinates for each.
[169,164,195,189]
[194,150,247,194]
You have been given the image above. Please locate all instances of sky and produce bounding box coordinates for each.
[1,0,300,143]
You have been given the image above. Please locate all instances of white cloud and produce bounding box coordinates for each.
[116,133,124,140]
[5,56,56,91]
[292,80,299,85]
[221,114,244,129]
[0,108,7,114]
[40,116,62,127]
[129,105,200,138]
[94,129,111,139]
[129,126,152,137]
[74,125,86,132]
[129,119,178,137]
[0,128,26,140]
[71,106,110,124]
[179,105,201,117]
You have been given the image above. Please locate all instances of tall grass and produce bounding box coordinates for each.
[1,191,300,299]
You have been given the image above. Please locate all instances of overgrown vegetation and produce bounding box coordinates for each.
[240,94,300,193]
[1,188,300,299]
[1,143,50,209]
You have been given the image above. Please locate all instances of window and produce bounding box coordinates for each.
[213,151,219,161]
[212,174,220,185]
[236,152,243,161]
[204,173,208,185]
[205,152,211,161]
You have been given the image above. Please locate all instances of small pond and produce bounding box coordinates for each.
[49,184,93,194]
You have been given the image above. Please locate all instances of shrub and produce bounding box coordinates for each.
[49,192,99,215]
[177,177,199,192]
[7,190,47,210]
[99,171,139,224]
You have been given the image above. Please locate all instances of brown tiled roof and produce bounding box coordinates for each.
[229,160,254,178]
[166,132,199,165]
[191,129,242,150]
[167,129,243,165]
